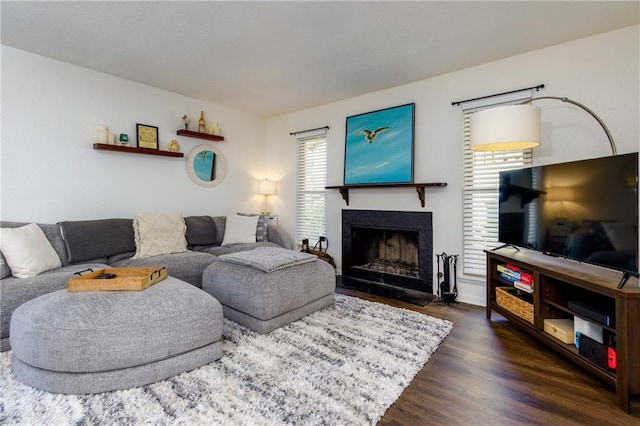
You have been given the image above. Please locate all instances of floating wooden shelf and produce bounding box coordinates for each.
[325,182,447,207]
[93,143,184,158]
[176,130,224,141]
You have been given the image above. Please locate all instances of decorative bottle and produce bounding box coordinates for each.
[198,111,206,133]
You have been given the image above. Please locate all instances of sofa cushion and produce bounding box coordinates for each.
[59,219,135,264]
[184,215,218,246]
[0,224,62,278]
[110,251,217,288]
[133,213,188,258]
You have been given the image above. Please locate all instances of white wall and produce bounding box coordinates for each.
[1,46,268,223]
[2,26,638,306]
[265,25,640,306]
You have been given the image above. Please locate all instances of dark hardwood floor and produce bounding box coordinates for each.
[336,287,640,425]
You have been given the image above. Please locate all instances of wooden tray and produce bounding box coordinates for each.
[67,267,168,292]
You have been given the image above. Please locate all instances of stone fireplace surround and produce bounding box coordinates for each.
[340,210,433,302]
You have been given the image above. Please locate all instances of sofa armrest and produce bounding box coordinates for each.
[267,225,293,250]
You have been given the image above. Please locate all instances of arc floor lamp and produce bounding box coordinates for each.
[470,96,618,155]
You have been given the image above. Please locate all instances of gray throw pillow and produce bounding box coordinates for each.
[59,219,135,264]
[184,216,218,246]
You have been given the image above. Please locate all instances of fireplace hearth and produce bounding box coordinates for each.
[340,210,433,304]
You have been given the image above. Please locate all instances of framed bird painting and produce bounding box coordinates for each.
[343,103,415,185]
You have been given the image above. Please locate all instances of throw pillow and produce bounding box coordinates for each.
[237,212,268,242]
[133,213,188,258]
[221,214,259,246]
[184,215,218,246]
[0,223,62,278]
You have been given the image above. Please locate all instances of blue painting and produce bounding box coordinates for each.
[344,103,414,185]
[193,150,216,181]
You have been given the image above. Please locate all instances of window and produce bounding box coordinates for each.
[461,92,533,276]
[296,135,327,246]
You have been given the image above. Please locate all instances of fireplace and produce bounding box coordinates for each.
[341,210,433,296]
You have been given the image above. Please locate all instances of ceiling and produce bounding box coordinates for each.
[2,1,638,118]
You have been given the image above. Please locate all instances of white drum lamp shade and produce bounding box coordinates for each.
[470,104,541,151]
[258,179,277,195]
[258,179,277,214]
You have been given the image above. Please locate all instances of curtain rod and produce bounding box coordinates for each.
[451,84,545,106]
[289,126,329,136]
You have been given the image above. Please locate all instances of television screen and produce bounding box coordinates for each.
[498,153,638,275]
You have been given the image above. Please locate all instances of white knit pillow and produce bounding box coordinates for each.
[0,223,62,278]
[133,213,188,258]
[222,214,259,246]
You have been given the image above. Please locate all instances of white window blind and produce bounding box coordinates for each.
[461,92,533,276]
[296,135,327,246]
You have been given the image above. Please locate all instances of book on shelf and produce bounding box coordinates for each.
[497,264,533,286]
[514,281,534,293]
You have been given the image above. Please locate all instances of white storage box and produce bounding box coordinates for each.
[574,316,603,347]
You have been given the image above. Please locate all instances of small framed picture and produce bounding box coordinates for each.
[136,123,159,150]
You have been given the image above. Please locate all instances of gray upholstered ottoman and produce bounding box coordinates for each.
[202,254,335,333]
[9,276,223,394]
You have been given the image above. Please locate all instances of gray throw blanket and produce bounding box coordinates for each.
[218,247,317,273]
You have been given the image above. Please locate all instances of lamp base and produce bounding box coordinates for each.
[260,198,271,215]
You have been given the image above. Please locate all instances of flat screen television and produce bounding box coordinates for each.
[498,152,638,276]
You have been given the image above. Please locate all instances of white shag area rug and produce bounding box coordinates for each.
[0,294,452,425]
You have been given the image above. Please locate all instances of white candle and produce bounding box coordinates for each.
[97,125,108,144]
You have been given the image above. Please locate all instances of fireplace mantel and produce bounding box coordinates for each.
[325,182,447,207]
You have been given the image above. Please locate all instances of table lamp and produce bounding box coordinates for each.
[258,179,277,214]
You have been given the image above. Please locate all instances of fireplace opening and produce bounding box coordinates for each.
[340,210,433,298]
[351,227,419,279]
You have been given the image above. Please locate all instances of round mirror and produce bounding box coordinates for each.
[186,144,227,187]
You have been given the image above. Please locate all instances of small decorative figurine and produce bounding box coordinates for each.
[198,111,206,133]
[182,115,190,130]
[168,139,180,152]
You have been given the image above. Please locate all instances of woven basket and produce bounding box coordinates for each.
[496,286,534,324]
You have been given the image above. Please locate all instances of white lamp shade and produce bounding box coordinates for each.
[258,179,277,195]
[471,104,541,151]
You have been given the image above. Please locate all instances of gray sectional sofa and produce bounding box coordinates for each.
[0,215,293,351]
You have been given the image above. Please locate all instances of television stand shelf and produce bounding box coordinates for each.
[486,248,640,413]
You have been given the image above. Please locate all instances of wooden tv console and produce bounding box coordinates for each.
[485,248,640,412]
